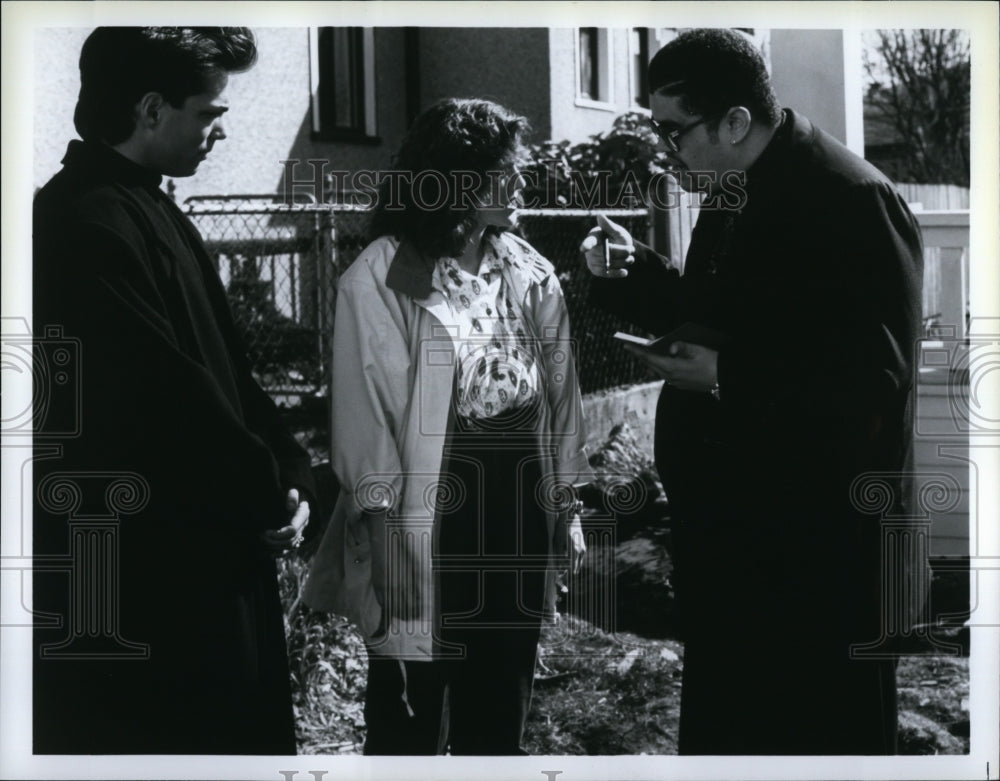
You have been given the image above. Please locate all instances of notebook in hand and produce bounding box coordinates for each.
[613,322,730,353]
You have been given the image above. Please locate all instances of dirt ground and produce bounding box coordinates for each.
[291,606,970,756]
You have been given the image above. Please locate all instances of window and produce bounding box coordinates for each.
[630,28,651,109]
[576,27,612,106]
[310,27,377,142]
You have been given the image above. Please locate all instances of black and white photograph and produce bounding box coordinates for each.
[2,2,998,780]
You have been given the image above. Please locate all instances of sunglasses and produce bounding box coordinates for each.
[648,113,722,153]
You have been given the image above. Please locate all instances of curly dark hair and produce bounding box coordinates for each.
[74,27,257,145]
[368,98,530,259]
[648,28,782,131]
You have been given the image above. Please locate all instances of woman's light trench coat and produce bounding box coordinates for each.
[303,233,593,659]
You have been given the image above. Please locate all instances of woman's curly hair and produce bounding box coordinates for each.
[368,98,530,259]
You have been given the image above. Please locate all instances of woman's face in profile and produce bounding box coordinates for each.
[474,160,526,231]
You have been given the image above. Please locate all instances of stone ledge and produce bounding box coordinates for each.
[582,381,662,456]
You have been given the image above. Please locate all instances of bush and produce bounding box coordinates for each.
[521,112,669,210]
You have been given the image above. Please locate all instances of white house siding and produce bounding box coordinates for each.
[914,373,972,559]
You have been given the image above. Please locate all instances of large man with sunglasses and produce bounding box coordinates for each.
[584,29,926,754]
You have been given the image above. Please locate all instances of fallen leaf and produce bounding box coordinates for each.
[616,648,642,675]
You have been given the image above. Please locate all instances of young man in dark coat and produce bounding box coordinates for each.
[32,27,315,754]
[584,28,927,754]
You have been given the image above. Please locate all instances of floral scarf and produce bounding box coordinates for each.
[431,235,542,420]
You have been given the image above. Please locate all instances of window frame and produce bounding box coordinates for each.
[628,27,653,112]
[574,27,616,111]
[309,26,379,143]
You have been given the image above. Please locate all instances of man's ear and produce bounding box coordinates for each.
[136,92,166,128]
[725,107,752,145]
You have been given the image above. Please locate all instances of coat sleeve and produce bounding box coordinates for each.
[329,264,410,514]
[529,268,593,488]
[47,217,297,535]
[587,242,686,335]
[230,329,318,511]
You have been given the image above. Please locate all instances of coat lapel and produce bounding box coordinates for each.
[385,238,460,343]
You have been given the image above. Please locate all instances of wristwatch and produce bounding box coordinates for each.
[709,382,722,402]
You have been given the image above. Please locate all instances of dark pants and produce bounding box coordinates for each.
[438,409,547,755]
[363,655,448,755]
[678,636,898,755]
[361,407,548,755]
[672,517,900,755]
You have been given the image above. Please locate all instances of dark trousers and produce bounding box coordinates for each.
[444,623,540,755]
[363,654,447,755]
[671,517,900,755]
[362,408,548,755]
[438,414,547,755]
[678,636,898,754]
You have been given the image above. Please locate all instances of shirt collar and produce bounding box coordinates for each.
[385,229,549,301]
[61,139,164,191]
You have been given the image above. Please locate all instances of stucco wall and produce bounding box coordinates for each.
[277,27,410,199]
[33,28,91,194]
[416,28,552,144]
[33,27,860,199]
[548,27,642,144]
[769,29,848,145]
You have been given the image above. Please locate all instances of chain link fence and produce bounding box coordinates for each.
[186,198,656,460]
[516,209,656,394]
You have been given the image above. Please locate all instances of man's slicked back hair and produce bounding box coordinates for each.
[74,27,257,145]
[648,28,782,128]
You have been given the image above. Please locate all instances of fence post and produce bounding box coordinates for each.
[317,207,336,403]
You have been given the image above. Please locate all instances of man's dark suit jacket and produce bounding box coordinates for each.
[591,109,927,754]
[32,140,315,754]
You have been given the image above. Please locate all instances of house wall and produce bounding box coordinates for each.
[34,27,865,197]
[769,29,853,148]
[548,27,644,144]
[416,28,552,143]
[33,28,91,194]
[273,27,409,202]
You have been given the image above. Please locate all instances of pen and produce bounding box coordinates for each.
[603,233,611,272]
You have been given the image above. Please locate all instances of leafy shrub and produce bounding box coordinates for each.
[521,112,669,210]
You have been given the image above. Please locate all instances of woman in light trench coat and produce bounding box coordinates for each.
[303,98,592,755]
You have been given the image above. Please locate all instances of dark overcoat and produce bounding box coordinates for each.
[32,140,315,754]
[591,110,927,754]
